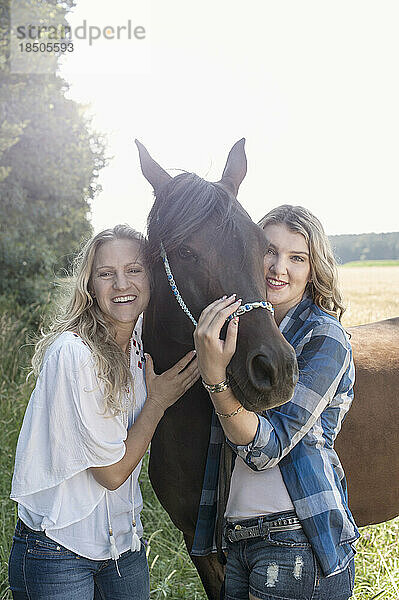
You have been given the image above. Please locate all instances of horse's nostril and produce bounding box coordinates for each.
[248,354,275,392]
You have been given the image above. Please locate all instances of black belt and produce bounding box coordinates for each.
[225,515,302,543]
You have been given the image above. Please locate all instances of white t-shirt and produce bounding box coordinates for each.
[11,316,147,560]
[225,456,294,521]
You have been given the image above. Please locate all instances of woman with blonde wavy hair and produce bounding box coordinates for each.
[193,205,358,600]
[9,224,199,600]
[258,204,346,321]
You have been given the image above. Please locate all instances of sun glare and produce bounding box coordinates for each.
[59,1,399,236]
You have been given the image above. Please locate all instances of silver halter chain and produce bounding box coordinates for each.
[226,300,274,321]
[161,242,198,327]
[160,242,274,328]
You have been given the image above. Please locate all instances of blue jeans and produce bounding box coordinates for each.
[8,520,150,600]
[224,514,355,600]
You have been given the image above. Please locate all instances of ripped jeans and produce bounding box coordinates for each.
[224,514,355,600]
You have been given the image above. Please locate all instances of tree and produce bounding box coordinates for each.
[330,232,399,264]
[0,0,106,303]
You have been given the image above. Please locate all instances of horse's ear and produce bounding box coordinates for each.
[135,139,172,195]
[217,138,247,197]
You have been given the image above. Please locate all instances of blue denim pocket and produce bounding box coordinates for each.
[26,534,77,558]
[264,528,311,549]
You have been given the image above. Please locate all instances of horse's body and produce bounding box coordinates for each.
[136,141,399,600]
[335,317,399,527]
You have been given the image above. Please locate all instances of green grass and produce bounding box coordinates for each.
[1,302,399,599]
[342,260,399,267]
[354,519,399,600]
[0,308,36,600]
[140,456,206,599]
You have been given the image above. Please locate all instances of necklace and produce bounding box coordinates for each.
[120,337,133,429]
[126,341,132,374]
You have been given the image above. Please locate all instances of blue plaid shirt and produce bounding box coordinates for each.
[191,294,359,577]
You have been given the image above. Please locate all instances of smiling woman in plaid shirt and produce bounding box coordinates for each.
[193,205,359,600]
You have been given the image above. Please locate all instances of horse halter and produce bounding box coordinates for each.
[160,243,274,328]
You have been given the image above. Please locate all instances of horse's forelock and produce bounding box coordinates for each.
[146,172,245,263]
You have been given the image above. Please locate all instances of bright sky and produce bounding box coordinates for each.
[60,0,399,237]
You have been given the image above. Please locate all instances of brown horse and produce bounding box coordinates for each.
[335,317,399,527]
[136,140,399,599]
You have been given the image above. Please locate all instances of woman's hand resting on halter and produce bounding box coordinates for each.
[193,294,241,385]
[193,294,259,446]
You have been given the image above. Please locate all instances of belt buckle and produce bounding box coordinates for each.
[226,522,243,542]
[232,523,243,541]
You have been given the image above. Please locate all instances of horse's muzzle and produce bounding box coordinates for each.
[237,345,298,411]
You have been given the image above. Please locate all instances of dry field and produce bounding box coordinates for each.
[339,266,399,327]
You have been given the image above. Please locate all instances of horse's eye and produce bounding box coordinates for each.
[178,245,197,260]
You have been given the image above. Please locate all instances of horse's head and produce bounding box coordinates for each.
[136,139,298,411]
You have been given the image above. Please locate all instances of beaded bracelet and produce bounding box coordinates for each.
[215,405,244,419]
[202,377,230,394]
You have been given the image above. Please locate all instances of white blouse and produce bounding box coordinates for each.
[11,316,147,560]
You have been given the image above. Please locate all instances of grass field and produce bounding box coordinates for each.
[0,265,398,599]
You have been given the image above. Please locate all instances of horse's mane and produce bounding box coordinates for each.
[146,172,248,264]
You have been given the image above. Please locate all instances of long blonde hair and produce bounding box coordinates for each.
[258,205,345,320]
[32,225,148,414]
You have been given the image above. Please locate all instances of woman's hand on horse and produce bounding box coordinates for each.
[91,352,198,490]
[194,295,241,384]
[145,351,199,413]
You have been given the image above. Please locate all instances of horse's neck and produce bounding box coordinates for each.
[143,296,194,371]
